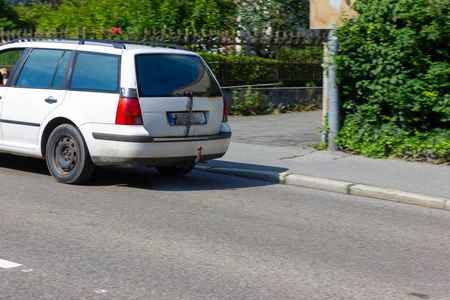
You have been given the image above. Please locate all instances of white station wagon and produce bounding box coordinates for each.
[0,38,231,184]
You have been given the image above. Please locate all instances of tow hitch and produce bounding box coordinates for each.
[195,145,202,164]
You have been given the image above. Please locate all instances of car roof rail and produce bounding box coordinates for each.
[104,39,187,50]
[6,37,187,50]
[6,37,126,49]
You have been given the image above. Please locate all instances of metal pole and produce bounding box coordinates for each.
[321,41,329,144]
[327,30,340,151]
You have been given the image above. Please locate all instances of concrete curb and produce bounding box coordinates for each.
[195,165,280,182]
[195,166,450,210]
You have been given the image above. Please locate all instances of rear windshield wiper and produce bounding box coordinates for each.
[173,91,211,97]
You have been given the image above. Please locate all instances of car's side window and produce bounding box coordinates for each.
[0,48,25,85]
[69,52,119,92]
[52,51,71,89]
[16,49,70,88]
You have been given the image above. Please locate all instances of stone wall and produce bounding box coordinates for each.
[222,87,323,108]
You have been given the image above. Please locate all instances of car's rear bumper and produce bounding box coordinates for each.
[81,124,231,167]
[91,152,227,167]
[92,131,231,143]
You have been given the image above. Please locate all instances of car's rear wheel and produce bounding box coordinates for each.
[46,124,95,184]
[155,165,194,176]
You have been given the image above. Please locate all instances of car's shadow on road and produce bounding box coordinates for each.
[0,153,50,175]
[0,154,279,191]
[200,160,287,173]
[90,164,280,191]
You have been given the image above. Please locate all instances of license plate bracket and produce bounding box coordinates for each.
[167,112,207,125]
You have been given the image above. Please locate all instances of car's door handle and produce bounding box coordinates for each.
[45,97,58,104]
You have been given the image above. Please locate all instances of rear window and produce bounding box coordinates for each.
[135,54,221,97]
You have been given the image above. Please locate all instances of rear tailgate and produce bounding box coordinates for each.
[138,95,223,137]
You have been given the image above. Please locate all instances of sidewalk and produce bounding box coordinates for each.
[195,111,450,210]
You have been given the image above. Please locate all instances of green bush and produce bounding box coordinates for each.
[229,87,321,116]
[199,53,277,86]
[230,87,275,116]
[277,46,323,63]
[335,0,450,163]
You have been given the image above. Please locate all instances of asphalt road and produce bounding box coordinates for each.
[0,154,449,300]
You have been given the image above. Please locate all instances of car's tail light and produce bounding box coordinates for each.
[115,97,143,125]
[222,97,228,123]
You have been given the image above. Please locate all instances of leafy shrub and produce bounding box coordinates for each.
[199,53,277,85]
[337,114,450,163]
[230,87,275,116]
[229,87,321,116]
[335,0,450,162]
[277,46,323,63]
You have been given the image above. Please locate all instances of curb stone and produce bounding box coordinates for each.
[195,165,280,182]
[349,184,447,209]
[280,172,353,194]
[195,166,450,210]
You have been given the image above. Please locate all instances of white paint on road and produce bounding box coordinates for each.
[0,258,22,269]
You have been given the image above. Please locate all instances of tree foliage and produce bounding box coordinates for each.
[9,0,309,32]
[335,0,450,162]
[236,0,309,31]
[13,0,237,31]
[0,0,27,30]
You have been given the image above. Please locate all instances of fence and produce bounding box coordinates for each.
[1,27,327,87]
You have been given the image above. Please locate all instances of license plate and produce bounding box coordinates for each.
[167,112,207,125]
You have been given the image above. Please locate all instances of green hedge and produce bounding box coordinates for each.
[199,52,322,87]
[199,53,276,85]
[335,0,450,163]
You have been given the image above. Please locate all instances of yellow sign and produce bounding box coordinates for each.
[310,0,358,29]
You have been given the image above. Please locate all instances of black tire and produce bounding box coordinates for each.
[155,165,194,176]
[46,124,95,184]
